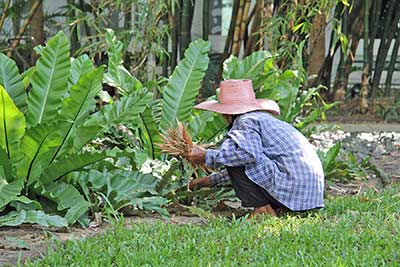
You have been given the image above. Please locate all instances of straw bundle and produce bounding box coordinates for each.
[158,122,193,157]
[158,122,211,175]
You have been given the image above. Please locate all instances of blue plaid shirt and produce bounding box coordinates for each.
[205,111,324,211]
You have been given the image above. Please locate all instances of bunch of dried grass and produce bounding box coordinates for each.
[158,122,211,177]
[158,122,193,157]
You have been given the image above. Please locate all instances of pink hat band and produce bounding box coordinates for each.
[194,79,280,116]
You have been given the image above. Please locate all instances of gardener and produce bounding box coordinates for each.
[185,79,324,217]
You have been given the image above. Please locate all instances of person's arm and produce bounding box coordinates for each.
[205,118,263,169]
[189,169,230,189]
[209,169,230,185]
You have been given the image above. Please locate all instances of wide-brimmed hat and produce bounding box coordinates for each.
[194,79,280,115]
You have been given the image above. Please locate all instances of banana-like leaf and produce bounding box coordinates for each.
[69,91,152,152]
[40,148,126,184]
[159,39,210,131]
[189,109,227,142]
[40,182,90,225]
[73,169,167,215]
[0,53,27,113]
[51,67,104,160]
[0,177,24,210]
[27,31,70,126]
[138,103,163,158]
[61,66,104,124]
[104,29,142,96]
[223,51,272,88]
[69,54,95,86]
[105,28,123,80]
[17,121,69,183]
[0,147,12,181]
[0,209,68,227]
[0,86,26,159]
[155,160,179,194]
[21,67,36,89]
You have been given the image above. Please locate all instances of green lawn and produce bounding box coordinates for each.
[23,185,400,267]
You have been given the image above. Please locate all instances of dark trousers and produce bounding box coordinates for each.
[226,166,289,212]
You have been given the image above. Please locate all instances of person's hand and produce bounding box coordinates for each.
[189,176,211,190]
[184,144,206,165]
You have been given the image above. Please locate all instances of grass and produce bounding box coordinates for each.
[23,185,400,267]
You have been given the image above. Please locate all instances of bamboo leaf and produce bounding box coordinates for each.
[160,39,210,131]
[0,85,26,159]
[27,31,70,126]
[0,53,27,113]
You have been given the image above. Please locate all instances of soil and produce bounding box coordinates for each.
[1,119,400,267]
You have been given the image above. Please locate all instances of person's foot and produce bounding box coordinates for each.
[250,204,277,218]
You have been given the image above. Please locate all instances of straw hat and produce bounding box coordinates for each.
[194,79,280,115]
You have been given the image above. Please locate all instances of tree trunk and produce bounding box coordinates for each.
[7,0,43,58]
[371,0,400,98]
[384,30,400,96]
[30,0,44,64]
[307,13,326,77]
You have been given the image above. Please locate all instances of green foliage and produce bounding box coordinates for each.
[0,53,27,113]
[318,142,378,182]
[159,39,211,131]
[70,169,168,218]
[0,31,161,227]
[27,31,71,127]
[23,185,400,266]
[258,58,336,136]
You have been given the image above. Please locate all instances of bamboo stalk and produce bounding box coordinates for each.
[244,0,261,56]
[333,5,349,101]
[232,0,245,56]
[237,0,251,54]
[360,0,370,113]
[202,0,209,41]
[0,0,11,33]
[180,0,190,59]
[368,0,382,77]
[371,0,399,98]
[223,0,239,56]
[216,0,240,86]
[384,17,400,96]
[7,0,43,58]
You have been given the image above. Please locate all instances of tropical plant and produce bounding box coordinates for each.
[317,142,382,182]
[0,31,164,227]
